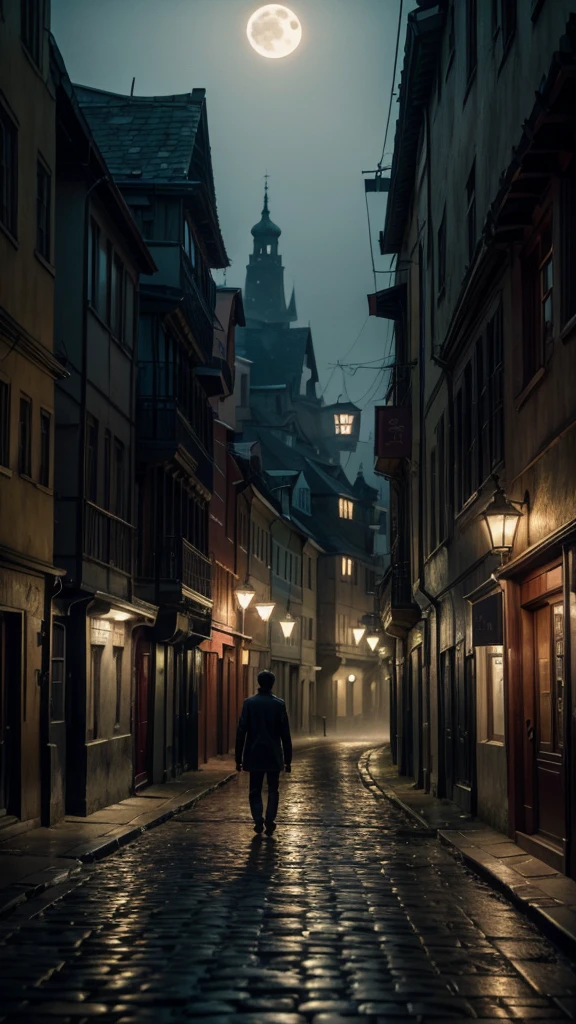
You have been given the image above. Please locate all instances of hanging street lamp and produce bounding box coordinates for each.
[482,478,526,557]
[366,633,380,652]
[255,602,275,622]
[352,625,366,645]
[279,610,296,638]
[235,579,256,610]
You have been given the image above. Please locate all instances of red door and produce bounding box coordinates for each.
[135,641,150,789]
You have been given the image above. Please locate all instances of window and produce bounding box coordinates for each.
[18,395,32,477]
[50,622,65,723]
[478,304,504,482]
[111,254,124,338]
[295,485,311,515]
[91,645,103,740]
[454,389,463,511]
[522,215,553,386]
[353,561,358,585]
[501,0,516,50]
[562,178,576,326]
[114,440,125,519]
[334,412,354,435]
[437,208,446,298]
[103,430,111,510]
[114,647,123,727]
[21,0,44,66]
[0,380,9,467]
[366,568,376,594]
[338,498,353,520]
[97,234,109,319]
[437,414,446,543]
[36,159,51,260]
[39,409,51,487]
[429,447,437,552]
[487,649,505,741]
[466,161,476,265]
[0,105,17,237]
[184,220,196,267]
[124,274,135,348]
[465,0,477,85]
[86,415,98,502]
[342,556,353,578]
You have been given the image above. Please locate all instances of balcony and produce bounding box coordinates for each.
[136,395,213,492]
[374,403,411,478]
[380,561,420,639]
[140,243,215,362]
[159,537,212,606]
[84,501,134,576]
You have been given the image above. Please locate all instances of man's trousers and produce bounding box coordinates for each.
[249,770,280,824]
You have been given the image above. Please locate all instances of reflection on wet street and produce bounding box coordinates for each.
[1,741,576,1022]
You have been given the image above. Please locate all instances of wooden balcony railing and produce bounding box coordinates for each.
[160,537,212,601]
[84,501,134,576]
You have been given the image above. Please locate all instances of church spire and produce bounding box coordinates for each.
[244,179,297,329]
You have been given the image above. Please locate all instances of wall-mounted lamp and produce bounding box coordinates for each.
[255,602,275,622]
[235,579,256,610]
[482,477,527,557]
[366,633,380,652]
[347,673,356,683]
[352,626,366,645]
[241,648,250,665]
[101,609,132,622]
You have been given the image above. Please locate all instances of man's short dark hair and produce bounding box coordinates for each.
[258,670,275,690]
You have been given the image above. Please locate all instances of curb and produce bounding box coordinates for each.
[0,771,237,921]
[359,747,576,960]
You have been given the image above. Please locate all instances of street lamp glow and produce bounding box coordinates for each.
[366,634,379,652]
[255,602,275,622]
[347,673,356,683]
[352,626,366,645]
[279,611,296,638]
[235,580,256,610]
[482,481,524,554]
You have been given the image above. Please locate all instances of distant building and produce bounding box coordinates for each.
[235,190,386,731]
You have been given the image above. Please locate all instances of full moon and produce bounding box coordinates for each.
[247,5,302,60]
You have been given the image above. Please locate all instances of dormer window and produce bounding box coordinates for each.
[295,486,311,515]
[266,244,271,254]
[184,220,196,267]
[338,498,353,520]
[334,412,354,435]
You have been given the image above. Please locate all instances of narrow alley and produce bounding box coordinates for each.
[1,742,576,1023]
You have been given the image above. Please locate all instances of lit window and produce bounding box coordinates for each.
[338,498,353,519]
[334,412,354,435]
[341,556,353,577]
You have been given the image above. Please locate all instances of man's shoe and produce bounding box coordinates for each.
[265,820,276,836]
[254,820,264,834]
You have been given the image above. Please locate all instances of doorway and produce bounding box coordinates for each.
[0,612,22,819]
[134,638,150,789]
[410,646,423,788]
[531,597,565,849]
[439,646,456,799]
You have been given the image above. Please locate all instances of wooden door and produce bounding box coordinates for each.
[440,647,456,799]
[134,641,150,788]
[533,600,565,846]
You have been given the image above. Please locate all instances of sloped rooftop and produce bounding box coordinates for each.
[236,327,315,388]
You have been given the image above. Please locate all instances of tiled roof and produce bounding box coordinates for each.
[74,85,204,183]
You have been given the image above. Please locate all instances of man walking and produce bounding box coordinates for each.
[235,670,292,836]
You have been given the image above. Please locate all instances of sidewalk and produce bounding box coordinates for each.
[0,756,236,919]
[360,744,576,958]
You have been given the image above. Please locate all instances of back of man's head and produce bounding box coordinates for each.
[257,670,275,691]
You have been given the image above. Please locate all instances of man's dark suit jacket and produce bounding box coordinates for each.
[235,689,292,772]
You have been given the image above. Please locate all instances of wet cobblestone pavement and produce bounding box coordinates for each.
[1,741,576,1023]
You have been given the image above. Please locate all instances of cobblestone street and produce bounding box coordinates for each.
[1,741,576,1023]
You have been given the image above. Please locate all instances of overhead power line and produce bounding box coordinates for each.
[379,0,404,169]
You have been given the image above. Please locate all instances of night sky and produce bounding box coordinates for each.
[51,0,410,486]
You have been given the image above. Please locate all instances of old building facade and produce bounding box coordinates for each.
[0,1,67,827]
[376,0,576,873]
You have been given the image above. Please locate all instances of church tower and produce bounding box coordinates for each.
[244,183,298,329]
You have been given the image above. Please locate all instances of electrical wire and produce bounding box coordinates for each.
[379,0,404,169]
[318,315,370,399]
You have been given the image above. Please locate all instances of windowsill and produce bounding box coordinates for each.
[34,249,55,277]
[19,472,34,484]
[424,540,447,564]
[481,738,505,747]
[497,32,516,76]
[0,465,13,479]
[35,481,53,495]
[0,220,18,250]
[455,489,480,522]
[515,366,546,411]
[560,314,576,343]
[87,303,111,333]
[463,68,477,107]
